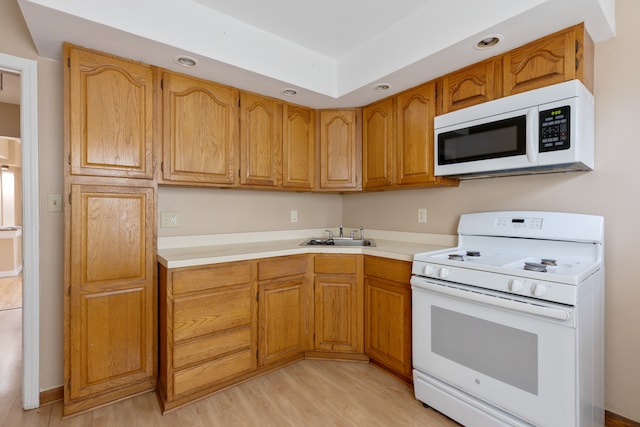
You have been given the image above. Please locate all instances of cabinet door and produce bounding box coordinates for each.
[314,275,360,353]
[441,58,502,114]
[66,45,153,179]
[363,98,395,189]
[318,109,361,191]
[503,24,590,96]
[240,92,282,187]
[259,277,307,366]
[364,277,412,379]
[396,82,438,186]
[65,184,155,415]
[283,104,315,190]
[162,72,238,185]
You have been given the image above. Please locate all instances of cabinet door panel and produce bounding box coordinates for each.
[259,278,307,365]
[67,184,155,403]
[441,59,501,114]
[163,72,238,185]
[318,110,361,190]
[68,48,153,179]
[396,82,437,185]
[283,104,315,190]
[240,92,282,187]
[363,98,395,189]
[365,277,411,378]
[314,275,358,352]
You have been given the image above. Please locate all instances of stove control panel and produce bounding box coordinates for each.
[412,261,577,306]
[495,216,543,230]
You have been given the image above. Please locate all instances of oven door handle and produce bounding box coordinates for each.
[411,278,571,321]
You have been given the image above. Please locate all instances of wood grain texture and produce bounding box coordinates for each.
[317,109,362,191]
[441,58,502,114]
[362,97,395,189]
[282,104,315,190]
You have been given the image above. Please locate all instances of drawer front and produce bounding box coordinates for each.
[172,262,252,295]
[173,349,253,396]
[258,255,307,281]
[364,257,411,284]
[173,284,253,342]
[314,255,358,274]
[173,326,252,369]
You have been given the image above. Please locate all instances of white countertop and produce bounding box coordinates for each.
[158,229,456,269]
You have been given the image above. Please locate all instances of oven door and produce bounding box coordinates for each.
[411,277,576,427]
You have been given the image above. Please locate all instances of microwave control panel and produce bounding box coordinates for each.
[539,105,570,152]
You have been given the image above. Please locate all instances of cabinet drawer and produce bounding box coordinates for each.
[258,256,307,281]
[364,257,411,284]
[173,349,253,396]
[314,255,358,274]
[172,262,252,294]
[173,284,253,342]
[173,326,251,369]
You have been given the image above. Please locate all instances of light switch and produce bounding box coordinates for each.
[48,193,62,212]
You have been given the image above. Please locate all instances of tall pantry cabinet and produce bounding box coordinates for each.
[63,44,157,416]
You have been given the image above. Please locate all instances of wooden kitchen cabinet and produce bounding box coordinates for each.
[257,256,309,366]
[158,261,257,411]
[503,23,594,96]
[364,257,412,381]
[160,71,238,186]
[317,109,362,191]
[239,92,283,187]
[362,98,395,189]
[440,58,502,114]
[283,104,316,190]
[64,183,156,415]
[313,255,364,354]
[66,45,154,179]
[63,44,158,416]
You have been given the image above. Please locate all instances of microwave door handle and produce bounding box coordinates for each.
[526,107,538,164]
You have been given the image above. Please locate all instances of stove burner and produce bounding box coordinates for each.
[524,261,547,273]
[466,250,481,257]
[448,254,465,261]
[540,258,557,266]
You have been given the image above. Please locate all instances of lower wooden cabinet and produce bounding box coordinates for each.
[158,261,257,411]
[258,256,309,366]
[64,184,156,416]
[313,255,364,354]
[364,256,413,381]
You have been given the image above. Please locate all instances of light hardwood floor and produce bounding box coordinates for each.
[0,274,22,311]
[1,293,458,427]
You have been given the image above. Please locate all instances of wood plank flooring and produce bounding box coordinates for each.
[0,274,21,311]
[1,294,459,427]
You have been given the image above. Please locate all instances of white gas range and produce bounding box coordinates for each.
[411,211,604,427]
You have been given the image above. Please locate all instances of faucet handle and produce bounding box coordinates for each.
[324,229,334,240]
[359,225,365,240]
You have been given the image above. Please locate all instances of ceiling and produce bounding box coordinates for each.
[16,0,615,108]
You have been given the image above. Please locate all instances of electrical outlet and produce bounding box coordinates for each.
[290,209,298,223]
[418,208,427,223]
[161,211,179,228]
[47,193,63,212]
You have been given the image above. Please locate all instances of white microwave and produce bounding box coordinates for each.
[434,80,594,179]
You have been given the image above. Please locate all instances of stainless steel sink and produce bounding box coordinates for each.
[300,238,376,247]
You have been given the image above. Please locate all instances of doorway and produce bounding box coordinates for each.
[0,52,39,410]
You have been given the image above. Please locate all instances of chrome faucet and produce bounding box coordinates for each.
[359,225,365,240]
[339,224,343,238]
[324,229,334,240]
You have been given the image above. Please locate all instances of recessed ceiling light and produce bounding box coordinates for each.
[281,88,298,96]
[174,55,198,67]
[475,34,502,50]
[372,83,391,92]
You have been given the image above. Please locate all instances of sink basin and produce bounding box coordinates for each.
[301,238,376,247]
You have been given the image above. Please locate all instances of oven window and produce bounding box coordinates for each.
[437,115,526,164]
[431,306,538,395]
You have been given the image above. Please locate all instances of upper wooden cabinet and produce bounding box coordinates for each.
[283,104,316,190]
[160,71,238,186]
[440,58,502,114]
[362,98,395,189]
[317,109,362,191]
[396,82,439,186]
[503,23,594,96]
[66,45,154,179]
[239,92,283,187]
